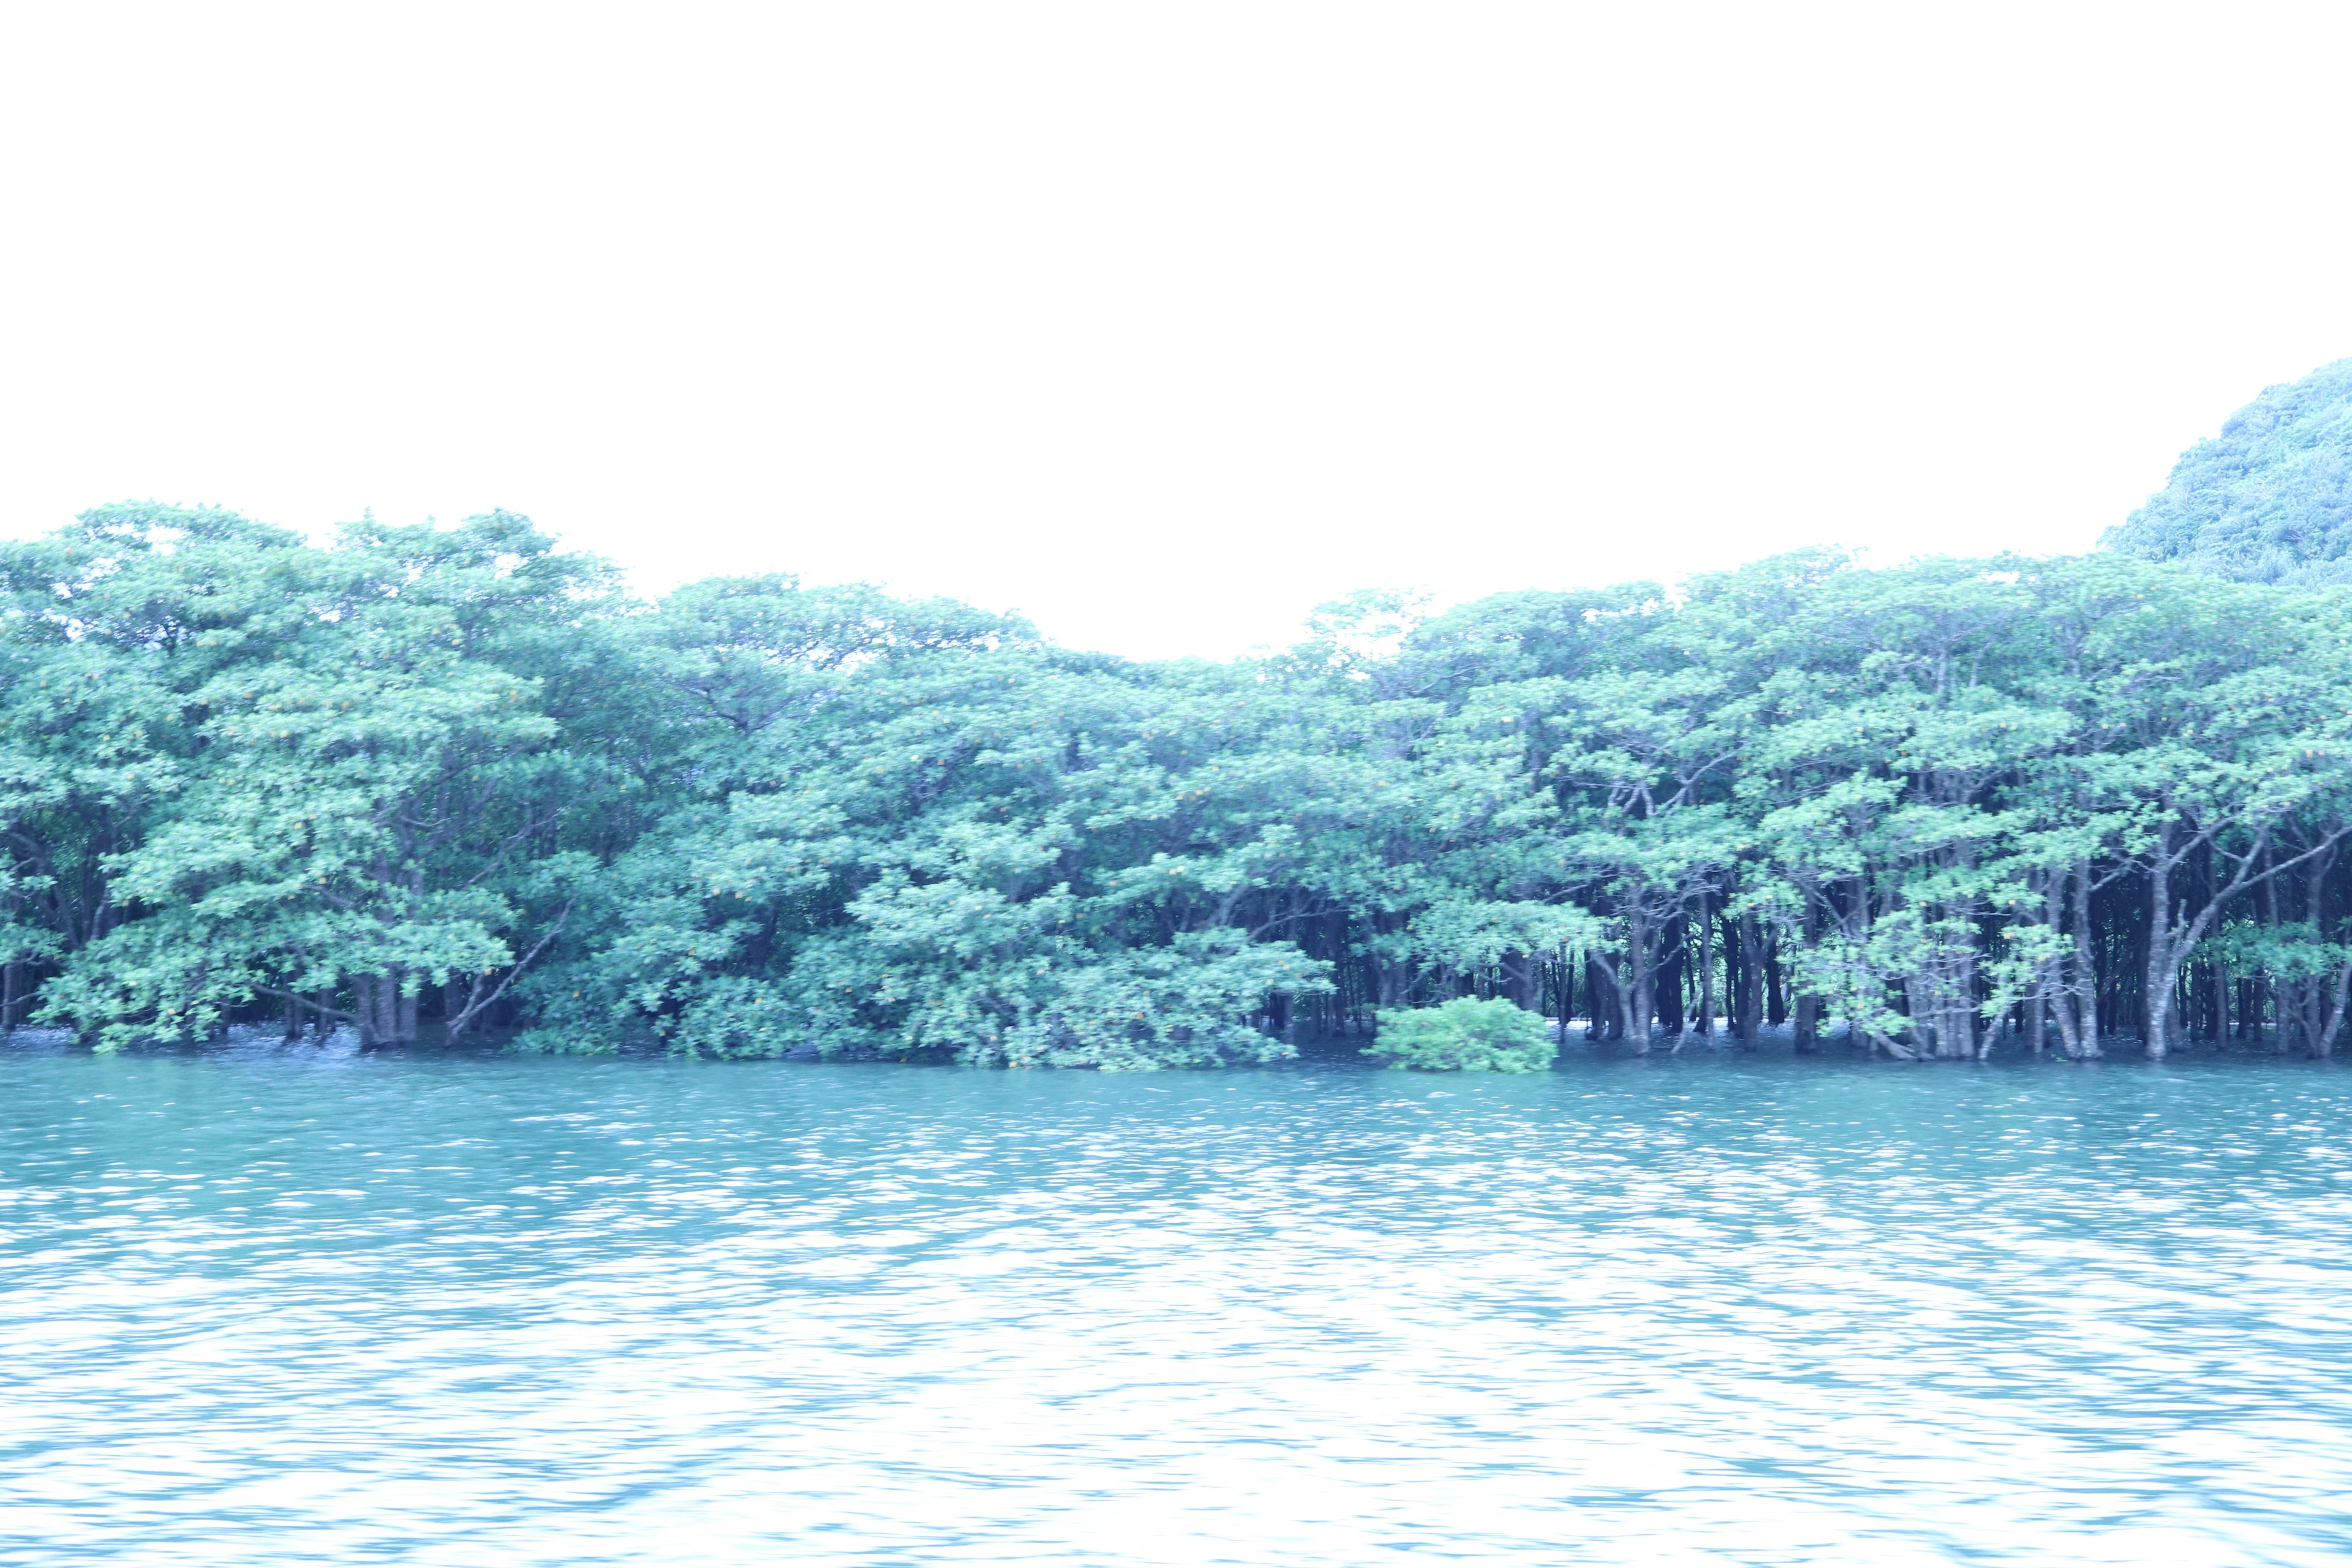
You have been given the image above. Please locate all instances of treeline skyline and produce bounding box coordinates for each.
[2,502,2349,1065]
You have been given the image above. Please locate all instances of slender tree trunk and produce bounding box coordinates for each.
[1719,913,1740,1040]
[1697,896,1716,1041]
[1656,922,1684,1035]
[2316,957,2352,1058]
[1736,911,1762,1046]
[2073,860,2101,1059]
[2044,875,2077,1057]
[2144,853,2177,1060]
[2260,874,2281,1050]
[1792,901,1820,1054]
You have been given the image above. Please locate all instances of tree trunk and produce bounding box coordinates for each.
[1735,911,1762,1045]
[1719,914,1740,1039]
[1697,896,1716,1041]
[1792,993,1819,1054]
[1621,921,1654,1054]
[1656,920,1684,1036]
[1586,951,1615,1041]
[1792,901,1820,1053]
[2315,957,2352,1058]
[2144,856,2176,1060]
[2071,860,2101,1059]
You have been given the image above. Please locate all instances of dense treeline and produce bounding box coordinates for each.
[6,503,2352,1065]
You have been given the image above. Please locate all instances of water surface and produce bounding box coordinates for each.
[5,1043,2350,1565]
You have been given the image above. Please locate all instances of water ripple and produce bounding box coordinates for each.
[3,1050,2350,1564]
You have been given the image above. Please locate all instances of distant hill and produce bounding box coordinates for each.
[2102,358,2352,586]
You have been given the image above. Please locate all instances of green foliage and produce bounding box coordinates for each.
[2104,358,2352,586]
[9,466,2352,1067]
[1366,997,1556,1072]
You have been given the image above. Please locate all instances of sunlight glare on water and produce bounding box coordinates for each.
[4,1044,2351,1565]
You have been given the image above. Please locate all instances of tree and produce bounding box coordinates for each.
[39,511,609,1048]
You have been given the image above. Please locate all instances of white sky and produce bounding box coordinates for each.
[2,4,2349,660]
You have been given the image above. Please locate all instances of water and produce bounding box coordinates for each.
[4,1042,2351,1566]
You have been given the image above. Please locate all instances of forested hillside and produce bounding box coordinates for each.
[6,503,2352,1064]
[2104,358,2352,585]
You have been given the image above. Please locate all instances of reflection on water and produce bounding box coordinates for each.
[4,1041,2351,1565]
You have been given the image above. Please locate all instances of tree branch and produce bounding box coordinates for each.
[447,899,575,1041]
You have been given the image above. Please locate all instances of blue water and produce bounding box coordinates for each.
[4,1041,2351,1565]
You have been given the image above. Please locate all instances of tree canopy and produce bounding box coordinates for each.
[7,504,2352,1066]
[2103,358,2352,586]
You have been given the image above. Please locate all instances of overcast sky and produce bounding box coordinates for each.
[2,3,2348,658]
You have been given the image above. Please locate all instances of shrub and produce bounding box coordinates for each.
[1365,997,1556,1072]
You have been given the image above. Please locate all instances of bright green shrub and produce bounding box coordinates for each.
[1366,997,1556,1072]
